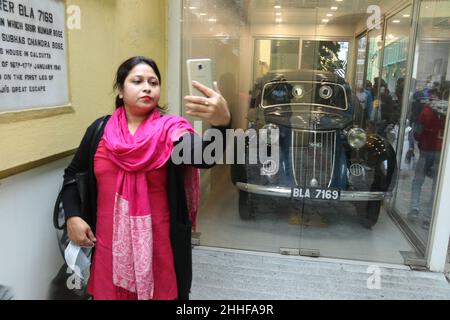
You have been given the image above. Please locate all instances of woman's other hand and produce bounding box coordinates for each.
[184,81,231,127]
[67,217,97,247]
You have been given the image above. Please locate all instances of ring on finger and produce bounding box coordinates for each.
[204,100,209,106]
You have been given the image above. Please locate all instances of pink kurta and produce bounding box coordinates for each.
[87,138,178,300]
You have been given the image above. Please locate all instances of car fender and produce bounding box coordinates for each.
[360,134,397,191]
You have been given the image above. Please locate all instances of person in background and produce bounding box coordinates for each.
[372,77,399,139]
[406,81,441,163]
[355,82,374,130]
[408,97,446,230]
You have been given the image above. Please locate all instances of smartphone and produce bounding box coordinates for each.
[186,58,213,97]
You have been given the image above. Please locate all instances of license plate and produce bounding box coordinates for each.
[291,187,341,200]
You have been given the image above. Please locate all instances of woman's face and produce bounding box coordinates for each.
[120,63,161,114]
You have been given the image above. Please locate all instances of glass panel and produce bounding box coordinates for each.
[394,0,450,249]
[354,35,370,128]
[366,26,384,135]
[355,36,368,89]
[366,28,383,86]
[301,40,349,78]
[182,0,302,254]
[181,0,417,265]
[379,7,412,149]
[271,39,300,70]
[254,39,300,83]
[254,39,272,81]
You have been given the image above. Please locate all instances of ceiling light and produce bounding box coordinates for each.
[327,13,333,17]
[274,5,281,9]
[403,14,410,18]
[322,19,329,23]
[275,18,283,23]
[331,7,338,10]
[335,0,343,2]
[208,18,217,22]
[276,12,282,16]
[189,6,197,10]
[392,20,400,23]
[199,13,207,16]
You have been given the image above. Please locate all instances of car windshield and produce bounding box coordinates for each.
[261,80,349,111]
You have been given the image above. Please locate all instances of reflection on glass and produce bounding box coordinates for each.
[365,27,384,136]
[254,39,272,80]
[181,0,444,266]
[394,1,450,247]
[354,35,372,129]
[301,41,349,78]
[366,28,383,85]
[355,36,367,89]
[254,39,299,81]
[378,6,412,148]
[271,39,300,70]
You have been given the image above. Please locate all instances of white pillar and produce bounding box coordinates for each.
[428,95,450,272]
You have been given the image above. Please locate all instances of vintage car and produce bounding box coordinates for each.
[230,70,397,228]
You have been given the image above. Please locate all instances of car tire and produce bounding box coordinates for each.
[230,164,246,186]
[239,190,255,220]
[355,201,382,229]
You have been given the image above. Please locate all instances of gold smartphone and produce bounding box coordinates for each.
[186,58,213,97]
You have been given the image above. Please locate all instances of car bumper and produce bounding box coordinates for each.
[236,182,391,201]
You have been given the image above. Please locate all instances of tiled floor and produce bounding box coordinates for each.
[191,247,450,300]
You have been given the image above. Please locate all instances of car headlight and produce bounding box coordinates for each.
[347,127,367,149]
[260,124,280,145]
[319,85,333,99]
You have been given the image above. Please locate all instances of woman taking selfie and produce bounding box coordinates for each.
[62,56,231,300]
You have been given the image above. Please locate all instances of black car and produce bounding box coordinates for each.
[230,70,397,228]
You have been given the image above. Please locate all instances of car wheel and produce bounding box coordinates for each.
[239,190,255,220]
[355,201,382,229]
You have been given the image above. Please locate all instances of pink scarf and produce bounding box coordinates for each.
[102,107,200,300]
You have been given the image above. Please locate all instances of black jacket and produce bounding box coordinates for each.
[62,115,229,300]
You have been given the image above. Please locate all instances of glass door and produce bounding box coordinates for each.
[180,0,421,266]
[354,34,369,129]
[253,39,300,83]
[392,0,450,255]
[297,4,415,265]
[379,6,412,150]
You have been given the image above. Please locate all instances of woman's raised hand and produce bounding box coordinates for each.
[184,81,231,127]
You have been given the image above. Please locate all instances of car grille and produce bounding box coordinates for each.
[291,129,337,188]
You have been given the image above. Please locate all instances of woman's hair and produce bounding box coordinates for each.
[113,56,166,112]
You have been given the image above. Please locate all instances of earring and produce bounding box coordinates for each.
[119,95,123,99]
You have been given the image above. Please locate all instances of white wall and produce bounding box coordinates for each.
[0,158,70,299]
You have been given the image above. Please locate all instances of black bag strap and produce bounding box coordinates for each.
[88,115,110,174]
[53,115,111,230]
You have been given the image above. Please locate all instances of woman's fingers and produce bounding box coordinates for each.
[185,103,210,114]
[67,217,96,247]
[80,238,95,248]
[184,80,231,126]
[186,111,209,119]
[87,228,97,243]
[191,81,215,97]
